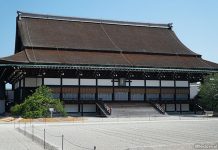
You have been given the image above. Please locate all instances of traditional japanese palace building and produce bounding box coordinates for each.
[0,12,218,115]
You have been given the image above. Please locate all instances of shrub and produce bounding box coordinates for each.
[198,73,218,112]
[11,86,66,118]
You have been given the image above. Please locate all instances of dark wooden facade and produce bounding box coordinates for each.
[10,68,204,113]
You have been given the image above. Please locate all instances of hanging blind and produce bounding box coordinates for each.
[62,87,79,93]
[146,88,160,94]
[98,87,113,93]
[114,88,129,92]
[176,88,189,94]
[50,87,61,93]
[80,87,96,94]
[131,88,145,93]
[161,88,175,94]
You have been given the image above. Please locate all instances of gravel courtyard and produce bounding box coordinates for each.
[21,118,218,150]
[0,124,43,150]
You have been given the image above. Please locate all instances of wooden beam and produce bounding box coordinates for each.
[174,74,177,112]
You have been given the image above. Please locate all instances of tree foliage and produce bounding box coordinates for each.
[198,73,218,112]
[11,86,66,118]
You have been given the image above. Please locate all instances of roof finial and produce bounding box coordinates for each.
[17,11,22,20]
[168,23,173,29]
[17,11,22,15]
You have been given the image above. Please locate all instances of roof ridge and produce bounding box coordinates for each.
[17,11,172,29]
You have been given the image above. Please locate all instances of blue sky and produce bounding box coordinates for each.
[0,0,218,63]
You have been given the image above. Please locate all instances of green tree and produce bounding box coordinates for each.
[11,86,66,118]
[198,73,218,112]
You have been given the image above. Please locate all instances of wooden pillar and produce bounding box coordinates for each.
[78,74,81,113]
[22,77,26,101]
[19,80,21,103]
[12,84,15,91]
[96,103,98,114]
[95,74,98,101]
[165,103,167,112]
[159,78,162,102]
[144,78,146,102]
[42,76,44,86]
[60,76,63,101]
[81,103,83,116]
[174,74,177,112]
[0,82,5,100]
[188,80,191,101]
[112,78,115,102]
[158,73,162,102]
[128,76,131,102]
[80,73,83,116]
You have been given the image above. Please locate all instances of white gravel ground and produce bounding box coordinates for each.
[0,124,43,150]
[20,117,218,150]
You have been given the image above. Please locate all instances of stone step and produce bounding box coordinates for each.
[106,102,163,118]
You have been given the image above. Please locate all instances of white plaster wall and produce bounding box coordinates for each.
[98,79,112,86]
[146,80,160,87]
[80,79,96,86]
[44,78,61,85]
[161,80,174,87]
[64,104,78,113]
[25,78,36,87]
[0,100,5,114]
[62,78,78,85]
[114,82,119,86]
[176,81,189,87]
[131,80,144,86]
[190,82,200,99]
[181,104,190,111]
[36,78,42,86]
[25,78,42,87]
[83,104,96,112]
[166,104,175,111]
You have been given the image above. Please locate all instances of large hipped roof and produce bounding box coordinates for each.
[16,12,199,56]
[0,12,217,73]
